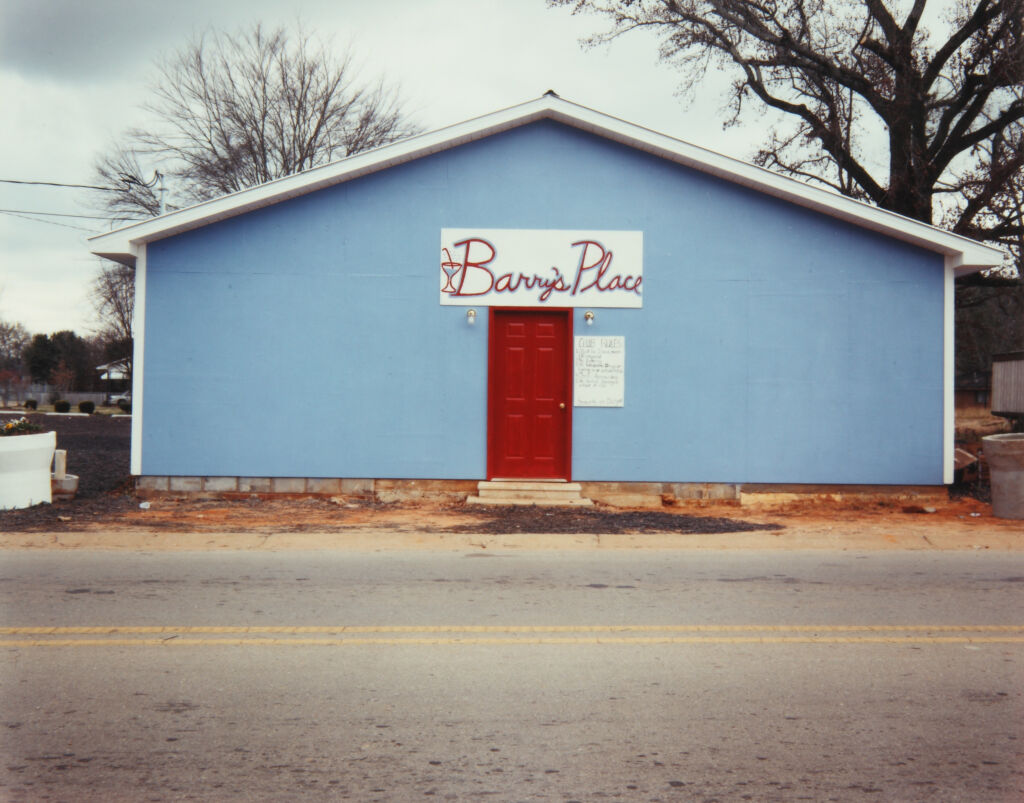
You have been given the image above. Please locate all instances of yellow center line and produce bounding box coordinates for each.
[2,625,1024,647]
[2,636,1024,647]
[3,624,1024,635]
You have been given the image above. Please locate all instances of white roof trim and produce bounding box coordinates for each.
[89,94,1004,274]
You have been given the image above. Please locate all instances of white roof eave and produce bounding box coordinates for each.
[88,94,1005,273]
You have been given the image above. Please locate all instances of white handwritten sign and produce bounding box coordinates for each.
[574,336,625,408]
[441,229,643,308]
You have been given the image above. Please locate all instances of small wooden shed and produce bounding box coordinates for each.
[992,352,1024,423]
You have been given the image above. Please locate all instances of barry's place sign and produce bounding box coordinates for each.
[440,229,643,308]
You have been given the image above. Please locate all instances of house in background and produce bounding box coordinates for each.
[88,94,1004,500]
[96,359,131,403]
[96,359,129,383]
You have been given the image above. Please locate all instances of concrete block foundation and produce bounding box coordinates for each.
[134,476,948,509]
[238,477,272,493]
[168,476,202,493]
[271,477,306,494]
[202,476,239,493]
[136,476,169,492]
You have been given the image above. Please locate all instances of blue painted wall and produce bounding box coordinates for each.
[142,120,945,483]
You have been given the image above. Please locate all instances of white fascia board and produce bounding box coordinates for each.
[943,257,956,484]
[87,99,556,266]
[129,244,146,476]
[546,102,1004,271]
[88,94,1005,273]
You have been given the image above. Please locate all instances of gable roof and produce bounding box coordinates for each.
[89,93,1004,275]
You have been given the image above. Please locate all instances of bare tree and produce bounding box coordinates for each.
[0,318,29,407]
[94,148,163,220]
[93,23,420,221]
[0,319,29,372]
[944,90,1024,277]
[551,0,1024,273]
[90,262,135,379]
[956,280,1024,375]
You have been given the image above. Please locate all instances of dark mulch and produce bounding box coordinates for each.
[44,413,132,498]
[0,411,781,535]
[0,495,141,531]
[438,506,783,535]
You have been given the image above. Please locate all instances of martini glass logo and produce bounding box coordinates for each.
[440,247,462,293]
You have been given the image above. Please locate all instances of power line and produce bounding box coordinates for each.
[0,208,142,221]
[0,210,97,233]
[0,178,118,191]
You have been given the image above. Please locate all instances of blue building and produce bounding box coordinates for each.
[89,95,1003,498]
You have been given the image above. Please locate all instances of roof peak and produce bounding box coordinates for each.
[88,92,1003,274]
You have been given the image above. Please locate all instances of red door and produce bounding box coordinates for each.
[488,309,572,479]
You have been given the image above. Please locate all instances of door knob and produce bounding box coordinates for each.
[559,402,566,409]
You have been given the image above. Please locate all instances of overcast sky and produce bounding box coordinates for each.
[0,0,772,336]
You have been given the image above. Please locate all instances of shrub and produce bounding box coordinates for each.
[54,400,71,413]
[78,400,96,414]
[24,399,38,410]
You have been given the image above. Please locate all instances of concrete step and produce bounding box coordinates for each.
[466,494,594,507]
[475,484,582,497]
[468,480,594,507]
[473,490,589,502]
[477,481,583,494]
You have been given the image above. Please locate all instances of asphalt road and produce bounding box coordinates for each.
[2,548,1023,801]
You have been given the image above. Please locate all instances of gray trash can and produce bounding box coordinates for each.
[982,433,1024,520]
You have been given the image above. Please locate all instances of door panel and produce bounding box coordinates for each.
[488,309,572,479]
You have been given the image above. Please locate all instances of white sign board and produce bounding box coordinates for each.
[574,336,625,408]
[441,229,642,308]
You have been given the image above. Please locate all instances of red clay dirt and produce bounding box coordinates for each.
[1,492,1020,555]
[1,410,1020,550]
